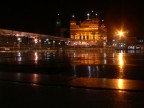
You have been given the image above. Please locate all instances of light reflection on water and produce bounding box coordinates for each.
[0,49,144,80]
[34,52,38,64]
[118,53,125,78]
[32,73,39,83]
[0,50,144,90]
[117,78,124,89]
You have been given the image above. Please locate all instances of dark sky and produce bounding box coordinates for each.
[0,1,143,39]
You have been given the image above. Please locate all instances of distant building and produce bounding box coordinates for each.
[70,14,107,47]
[112,34,144,50]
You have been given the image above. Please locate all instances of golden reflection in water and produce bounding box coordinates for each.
[118,53,125,75]
[73,53,101,65]
[119,53,124,69]
[117,78,124,89]
[34,52,38,63]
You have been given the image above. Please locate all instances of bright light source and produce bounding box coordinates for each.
[87,13,90,20]
[72,15,75,18]
[95,13,98,17]
[34,38,38,43]
[118,31,124,37]
[17,37,21,41]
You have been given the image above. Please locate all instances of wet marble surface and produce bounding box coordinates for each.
[0,50,144,107]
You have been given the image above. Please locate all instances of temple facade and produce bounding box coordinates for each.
[70,15,107,47]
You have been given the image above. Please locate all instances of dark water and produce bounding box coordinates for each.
[1,49,144,107]
[0,49,144,80]
[0,49,144,91]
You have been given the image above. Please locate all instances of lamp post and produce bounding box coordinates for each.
[87,13,90,20]
[34,38,38,48]
[39,39,41,49]
[72,15,75,19]
[117,31,124,49]
[114,29,128,49]
[118,31,124,39]
[95,13,98,18]
[53,40,55,50]
[17,37,21,48]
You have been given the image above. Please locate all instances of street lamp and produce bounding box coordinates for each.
[95,13,98,18]
[87,13,90,20]
[117,30,125,48]
[72,15,75,18]
[118,31,124,39]
[39,39,41,49]
[17,37,21,48]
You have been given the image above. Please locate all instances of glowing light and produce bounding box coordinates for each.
[118,79,124,89]
[95,13,98,17]
[17,37,21,41]
[119,31,124,36]
[118,53,124,69]
[34,38,38,43]
[117,30,124,38]
[34,52,38,63]
[87,13,90,19]
[87,13,90,16]
[17,52,21,57]
[118,52,125,78]
[88,66,92,78]
[72,15,75,18]
[17,52,22,62]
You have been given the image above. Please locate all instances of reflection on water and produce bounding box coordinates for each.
[119,53,124,68]
[69,50,127,78]
[117,79,124,89]
[33,73,39,83]
[32,73,40,86]
[70,52,103,65]
[0,49,144,91]
[17,52,22,62]
[0,71,132,90]
[0,49,144,80]
[118,53,125,78]
[34,52,38,64]
[70,50,126,66]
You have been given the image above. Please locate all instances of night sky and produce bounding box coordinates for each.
[0,1,143,39]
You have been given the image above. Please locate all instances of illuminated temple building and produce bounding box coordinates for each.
[70,13,107,47]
